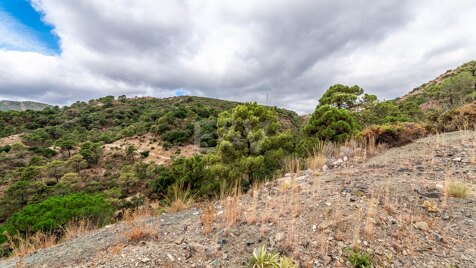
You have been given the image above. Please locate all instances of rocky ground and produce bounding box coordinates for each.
[1,131,475,268]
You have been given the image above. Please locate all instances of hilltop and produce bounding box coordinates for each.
[0,100,52,111]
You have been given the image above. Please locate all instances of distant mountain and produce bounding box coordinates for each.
[0,100,52,111]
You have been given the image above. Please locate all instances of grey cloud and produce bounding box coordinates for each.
[1,0,476,114]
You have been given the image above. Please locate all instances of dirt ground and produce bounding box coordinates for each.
[103,134,201,166]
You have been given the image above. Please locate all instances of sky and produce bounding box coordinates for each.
[0,0,475,114]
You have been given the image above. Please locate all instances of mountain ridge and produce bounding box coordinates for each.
[0,100,52,111]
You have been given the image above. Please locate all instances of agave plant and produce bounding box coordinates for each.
[249,246,280,268]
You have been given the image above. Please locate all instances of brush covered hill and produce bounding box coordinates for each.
[398,61,476,122]
[0,100,52,111]
[0,96,300,228]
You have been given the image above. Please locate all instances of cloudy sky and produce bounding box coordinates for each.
[0,0,475,114]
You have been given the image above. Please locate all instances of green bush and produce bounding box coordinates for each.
[0,193,113,243]
[348,249,372,268]
[248,246,297,268]
[304,105,360,143]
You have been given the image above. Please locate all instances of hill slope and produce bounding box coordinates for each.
[1,131,474,267]
[0,100,52,111]
[398,61,476,112]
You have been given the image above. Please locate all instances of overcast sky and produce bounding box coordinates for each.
[0,0,475,114]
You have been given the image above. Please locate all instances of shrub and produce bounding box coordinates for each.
[0,193,113,244]
[360,122,427,147]
[248,246,298,268]
[446,181,470,198]
[304,105,360,143]
[437,101,476,131]
[348,249,372,268]
[140,150,150,158]
[248,246,280,268]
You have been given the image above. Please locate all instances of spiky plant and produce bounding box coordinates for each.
[248,246,280,268]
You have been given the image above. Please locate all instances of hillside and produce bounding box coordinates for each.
[1,131,474,267]
[0,96,300,226]
[0,100,52,111]
[398,61,476,112]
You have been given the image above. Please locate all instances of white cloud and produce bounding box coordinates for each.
[1,0,476,114]
[0,7,51,53]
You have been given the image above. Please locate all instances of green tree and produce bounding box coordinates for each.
[304,105,360,143]
[67,154,88,173]
[319,84,364,109]
[80,142,103,166]
[0,193,113,243]
[22,129,50,147]
[210,103,292,185]
[125,144,137,161]
[47,160,67,183]
[55,134,77,157]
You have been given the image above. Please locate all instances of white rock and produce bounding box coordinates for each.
[167,253,175,262]
[333,159,344,166]
[343,156,348,161]
[414,221,430,231]
[452,157,462,162]
[275,232,285,242]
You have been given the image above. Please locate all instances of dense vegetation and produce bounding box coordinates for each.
[0,193,112,244]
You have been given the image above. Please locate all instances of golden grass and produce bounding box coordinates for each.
[446,181,471,198]
[109,243,125,256]
[5,231,57,258]
[165,184,194,213]
[63,218,97,240]
[125,225,156,242]
[200,205,217,234]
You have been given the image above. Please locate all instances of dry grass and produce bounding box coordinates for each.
[364,196,378,238]
[222,186,241,229]
[124,199,157,223]
[5,218,101,259]
[200,205,217,234]
[278,180,300,193]
[245,185,259,224]
[109,243,125,256]
[125,225,157,243]
[5,232,57,258]
[62,218,97,240]
[284,157,302,176]
[446,181,471,198]
[165,184,194,213]
[307,152,326,172]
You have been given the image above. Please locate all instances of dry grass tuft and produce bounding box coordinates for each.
[125,225,156,243]
[200,205,217,234]
[63,218,97,240]
[109,243,125,256]
[5,232,57,258]
[278,180,300,193]
[165,184,194,213]
[446,181,471,198]
[222,185,241,229]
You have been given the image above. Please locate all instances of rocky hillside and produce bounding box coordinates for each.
[397,61,476,112]
[0,100,52,111]
[1,131,474,267]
